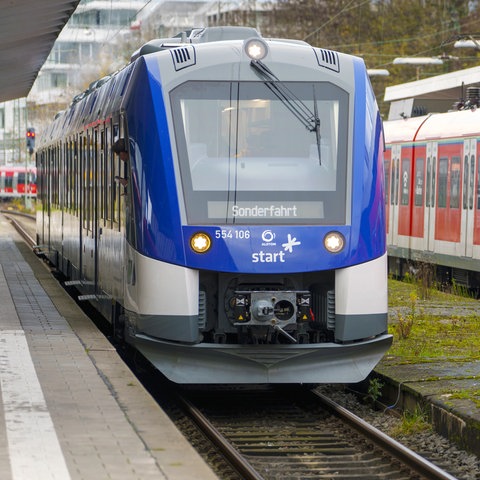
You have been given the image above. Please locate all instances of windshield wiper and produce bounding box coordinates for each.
[250,59,321,164]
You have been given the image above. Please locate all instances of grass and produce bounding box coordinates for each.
[387,279,480,361]
[389,406,432,437]
[447,390,480,409]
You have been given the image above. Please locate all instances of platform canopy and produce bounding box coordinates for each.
[384,65,480,103]
[0,0,81,103]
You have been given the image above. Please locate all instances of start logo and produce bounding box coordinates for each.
[252,233,301,263]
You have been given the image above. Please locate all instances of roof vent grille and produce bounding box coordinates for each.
[315,48,340,73]
[171,46,196,71]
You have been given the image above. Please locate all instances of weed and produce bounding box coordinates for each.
[451,279,474,299]
[396,312,414,339]
[414,261,435,300]
[366,377,384,404]
[394,292,418,339]
[390,406,431,437]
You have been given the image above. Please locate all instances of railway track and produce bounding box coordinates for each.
[0,210,466,480]
[172,385,458,480]
[1,209,36,247]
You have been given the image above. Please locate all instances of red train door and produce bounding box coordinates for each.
[389,144,400,246]
[384,150,391,237]
[425,142,437,251]
[411,144,426,238]
[397,145,414,238]
[475,140,480,246]
[435,142,462,243]
[462,138,476,256]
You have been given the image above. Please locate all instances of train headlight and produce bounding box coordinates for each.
[324,232,345,253]
[190,232,212,253]
[244,38,268,60]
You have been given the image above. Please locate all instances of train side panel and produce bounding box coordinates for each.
[385,109,480,287]
[0,166,36,200]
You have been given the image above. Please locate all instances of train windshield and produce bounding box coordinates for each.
[170,80,349,225]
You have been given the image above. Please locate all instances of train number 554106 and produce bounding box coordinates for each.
[215,229,250,239]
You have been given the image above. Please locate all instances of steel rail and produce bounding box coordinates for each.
[175,393,265,480]
[314,390,458,480]
[2,212,36,248]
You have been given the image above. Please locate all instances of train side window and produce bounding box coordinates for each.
[450,156,460,209]
[469,154,474,210]
[100,129,105,224]
[53,145,59,207]
[438,157,448,208]
[106,124,112,226]
[463,154,469,209]
[400,158,410,205]
[414,158,424,207]
[70,140,75,212]
[62,144,67,209]
[91,128,98,235]
[426,158,431,207]
[390,159,396,205]
[82,136,86,228]
[69,140,74,212]
[74,140,79,216]
[113,123,120,229]
[477,152,480,210]
[384,161,390,206]
[431,156,436,207]
[64,143,69,211]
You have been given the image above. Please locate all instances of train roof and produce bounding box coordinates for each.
[130,26,310,62]
[383,115,429,144]
[384,108,480,144]
[40,26,362,146]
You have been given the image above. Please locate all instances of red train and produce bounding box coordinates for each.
[0,166,37,200]
[384,107,480,291]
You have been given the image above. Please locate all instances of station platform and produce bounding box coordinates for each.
[374,357,480,457]
[0,216,218,480]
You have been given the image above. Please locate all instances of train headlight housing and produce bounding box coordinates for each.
[244,38,268,60]
[324,232,345,253]
[190,232,212,253]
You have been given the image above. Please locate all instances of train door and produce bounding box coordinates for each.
[81,129,97,285]
[12,170,18,196]
[46,148,53,254]
[461,138,476,257]
[93,128,99,292]
[435,142,462,245]
[78,133,84,281]
[384,150,391,238]
[474,139,480,247]
[388,144,400,246]
[96,126,105,297]
[96,116,125,304]
[425,142,437,251]
[37,151,50,248]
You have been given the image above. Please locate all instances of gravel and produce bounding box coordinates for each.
[316,385,480,480]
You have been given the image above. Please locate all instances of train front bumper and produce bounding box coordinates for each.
[130,333,393,384]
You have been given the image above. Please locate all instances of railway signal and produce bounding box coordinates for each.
[26,128,35,154]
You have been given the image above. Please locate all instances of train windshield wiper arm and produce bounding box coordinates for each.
[250,59,321,164]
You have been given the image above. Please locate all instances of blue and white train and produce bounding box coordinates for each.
[36,26,391,384]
